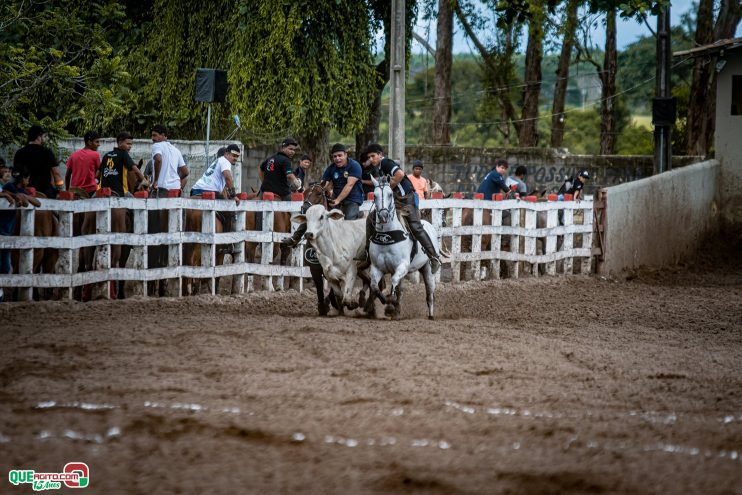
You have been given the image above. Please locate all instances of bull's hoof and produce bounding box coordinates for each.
[358,291,367,309]
[384,304,396,317]
[428,315,435,320]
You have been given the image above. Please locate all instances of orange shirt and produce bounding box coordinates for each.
[407,174,428,200]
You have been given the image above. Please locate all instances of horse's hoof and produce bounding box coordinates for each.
[318,304,329,316]
[428,315,435,320]
[384,304,395,317]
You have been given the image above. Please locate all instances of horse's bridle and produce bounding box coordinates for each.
[375,179,392,225]
[302,182,329,214]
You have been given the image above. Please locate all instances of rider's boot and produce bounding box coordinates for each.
[417,230,442,274]
[281,223,307,248]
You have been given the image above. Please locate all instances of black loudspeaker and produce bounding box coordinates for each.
[194,68,228,103]
[652,97,677,126]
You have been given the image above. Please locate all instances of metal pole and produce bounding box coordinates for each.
[653,6,672,175]
[389,0,406,168]
[205,103,212,169]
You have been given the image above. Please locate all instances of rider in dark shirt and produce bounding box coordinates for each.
[477,159,511,199]
[359,143,441,274]
[359,150,380,196]
[259,138,299,200]
[564,170,590,200]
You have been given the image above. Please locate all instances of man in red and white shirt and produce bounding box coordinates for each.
[65,131,101,195]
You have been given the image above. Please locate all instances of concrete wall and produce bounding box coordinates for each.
[714,48,742,225]
[241,145,704,197]
[55,138,244,194]
[600,160,720,275]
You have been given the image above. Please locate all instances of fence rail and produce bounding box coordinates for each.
[0,196,593,300]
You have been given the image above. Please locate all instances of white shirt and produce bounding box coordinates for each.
[193,156,231,193]
[151,141,186,190]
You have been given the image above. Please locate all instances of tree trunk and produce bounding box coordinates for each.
[599,8,617,155]
[300,128,329,184]
[686,0,715,155]
[432,0,453,145]
[356,60,388,155]
[518,9,544,147]
[550,0,579,148]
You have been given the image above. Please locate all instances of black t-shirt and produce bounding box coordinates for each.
[99,148,135,196]
[378,157,414,196]
[13,144,57,195]
[361,165,380,194]
[260,152,293,197]
[566,178,584,196]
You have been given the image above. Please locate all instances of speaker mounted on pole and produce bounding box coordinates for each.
[194,68,228,103]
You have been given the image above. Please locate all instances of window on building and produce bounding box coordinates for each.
[732,75,742,115]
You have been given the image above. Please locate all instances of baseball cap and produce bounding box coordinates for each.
[366,143,383,154]
[578,170,590,179]
[411,159,423,169]
[281,137,298,147]
[330,143,347,154]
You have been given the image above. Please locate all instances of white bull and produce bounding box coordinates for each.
[292,205,368,311]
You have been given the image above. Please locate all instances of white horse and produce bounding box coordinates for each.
[364,176,439,320]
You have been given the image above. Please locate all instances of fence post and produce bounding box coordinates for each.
[131,200,148,296]
[56,208,74,299]
[581,203,593,274]
[201,203,216,295]
[563,206,574,274]
[261,199,275,292]
[508,203,521,278]
[95,202,112,299]
[232,206,246,295]
[491,205,502,280]
[545,206,558,276]
[430,199,444,283]
[524,207,537,276]
[17,208,35,301]
[450,203,462,283]
[167,198,183,297]
[471,196,483,281]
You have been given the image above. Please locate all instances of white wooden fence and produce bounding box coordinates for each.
[0,196,593,300]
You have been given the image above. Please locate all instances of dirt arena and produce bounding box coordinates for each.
[1,246,741,494]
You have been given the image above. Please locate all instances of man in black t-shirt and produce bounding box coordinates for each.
[294,154,312,191]
[13,125,63,199]
[259,137,300,200]
[98,132,145,196]
[359,150,380,196]
[359,143,441,274]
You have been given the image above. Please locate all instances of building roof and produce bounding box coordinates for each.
[674,37,742,57]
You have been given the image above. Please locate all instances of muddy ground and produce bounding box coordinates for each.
[1,249,741,494]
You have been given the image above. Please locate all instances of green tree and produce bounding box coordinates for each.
[0,0,134,143]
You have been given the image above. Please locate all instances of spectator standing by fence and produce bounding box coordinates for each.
[150,124,189,197]
[259,138,300,200]
[294,154,312,191]
[477,159,511,199]
[99,132,145,196]
[407,159,429,200]
[65,131,101,195]
[14,125,63,199]
[506,165,528,195]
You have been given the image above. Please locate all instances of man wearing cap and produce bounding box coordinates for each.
[294,154,312,191]
[65,131,101,195]
[150,124,189,197]
[361,143,442,274]
[565,170,590,201]
[13,125,63,199]
[259,138,300,200]
[477,159,511,199]
[407,159,429,200]
[321,143,363,220]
